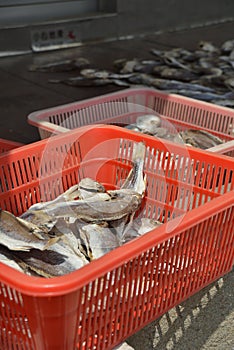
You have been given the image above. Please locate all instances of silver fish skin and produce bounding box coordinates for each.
[28,142,146,223]
[109,142,147,240]
[30,190,143,223]
[113,342,135,350]
[29,58,90,72]
[13,245,87,278]
[120,141,146,196]
[0,209,58,251]
[159,67,198,82]
[80,223,120,260]
[167,89,234,102]
[128,73,216,92]
[13,219,89,277]
[211,99,234,107]
[178,129,223,149]
[121,217,162,243]
[136,114,161,134]
[27,184,80,211]
[77,177,106,199]
[197,41,219,53]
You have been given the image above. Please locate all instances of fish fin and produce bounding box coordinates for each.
[43,236,61,250]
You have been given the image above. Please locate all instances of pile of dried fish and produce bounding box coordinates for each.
[124,114,224,149]
[0,142,161,278]
[28,39,234,106]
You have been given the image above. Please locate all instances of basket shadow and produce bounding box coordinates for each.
[126,269,234,350]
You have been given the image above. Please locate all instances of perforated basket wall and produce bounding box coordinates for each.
[0,125,233,350]
[27,88,234,156]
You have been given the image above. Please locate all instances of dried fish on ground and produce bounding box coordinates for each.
[28,57,90,72]
[49,76,129,87]
[212,99,234,108]
[80,68,134,80]
[166,89,234,102]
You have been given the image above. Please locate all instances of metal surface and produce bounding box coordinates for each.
[0,0,98,27]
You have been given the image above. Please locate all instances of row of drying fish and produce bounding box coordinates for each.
[0,142,161,278]
[125,114,224,150]
[29,39,234,106]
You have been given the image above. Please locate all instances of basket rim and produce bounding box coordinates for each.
[0,124,233,297]
[27,87,234,130]
[0,189,233,297]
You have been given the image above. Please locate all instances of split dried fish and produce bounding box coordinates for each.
[77,177,106,199]
[177,129,224,149]
[0,244,25,273]
[49,76,129,87]
[166,90,234,102]
[25,142,146,225]
[0,142,148,278]
[0,209,58,251]
[28,39,234,109]
[80,222,120,260]
[135,114,161,134]
[29,57,90,72]
[121,217,162,243]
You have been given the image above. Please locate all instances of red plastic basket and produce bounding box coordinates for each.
[27,88,234,156]
[0,138,22,154]
[0,125,233,350]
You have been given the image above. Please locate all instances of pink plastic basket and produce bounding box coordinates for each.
[0,125,233,350]
[27,88,234,156]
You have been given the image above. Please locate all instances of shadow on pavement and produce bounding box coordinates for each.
[127,270,234,350]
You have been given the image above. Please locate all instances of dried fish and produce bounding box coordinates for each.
[0,142,151,277]
[120,141,146,195]
[80,68,134,80]
[159,67,198,82]
[80,222,119,260]
[136,114,161,134]
[122,217,162,243]
[13,243,87,277]
[120,59,140,73]
[125,124,141,132]
[133,60,162,74]
[0,245,25,273]
[113,341,135,350]
[0,209,58,251]
[80,68,109,79]
[221,39,234,54]
[167,89,234,102]
[29,57,90,72]
[211,99,234,108]
[49,76,129,87]
[178,129,224,149]
[198,41,219,53]
[77,177,106,199]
